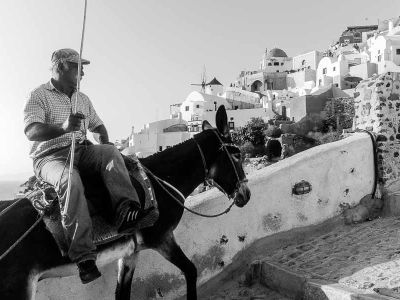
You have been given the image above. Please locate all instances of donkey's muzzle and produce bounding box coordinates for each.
[234,183,251,207]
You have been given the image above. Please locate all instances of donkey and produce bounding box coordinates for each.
[0,106,251,300]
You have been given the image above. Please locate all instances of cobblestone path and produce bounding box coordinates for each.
[200,282,289,300]
[267,216,400,292]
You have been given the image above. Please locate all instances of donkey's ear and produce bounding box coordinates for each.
[216,105,229,137]
[202,120,213,131]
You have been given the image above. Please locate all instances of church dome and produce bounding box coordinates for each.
[267,48,288,59]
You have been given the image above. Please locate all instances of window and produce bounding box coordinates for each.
[280,62,284,66]
[196,104,200,108]
[230,117,234,121]
[301,59,306,66]
[159,146,163,151]
[334,83,338,87]
[378,50,380,54]
[274,62,279,66]
[322,68,327,74]
[228,122,235,129]
[378,55,381,62]
[185,106,189,111]
[166,146,171,149]
[268,62,272,66]
[333,67,336,71]
[397,49,400,55]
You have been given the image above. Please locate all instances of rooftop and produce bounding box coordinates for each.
[266,48,288,59]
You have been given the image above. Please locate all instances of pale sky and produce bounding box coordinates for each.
[0,0,399,180]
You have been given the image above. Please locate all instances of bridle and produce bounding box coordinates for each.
[142,129,248,218]
[193,129,248,200]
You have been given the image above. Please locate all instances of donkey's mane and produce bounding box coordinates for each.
[141,129,216,165]
[142,137,195,162]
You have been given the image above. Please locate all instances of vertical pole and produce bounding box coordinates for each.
[64,0,88,214]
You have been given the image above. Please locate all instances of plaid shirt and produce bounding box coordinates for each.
[24,81,104,159]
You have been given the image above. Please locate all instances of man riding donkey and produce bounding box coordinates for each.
[23,48,159,284]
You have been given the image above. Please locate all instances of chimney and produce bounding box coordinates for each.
[389,20,394,34]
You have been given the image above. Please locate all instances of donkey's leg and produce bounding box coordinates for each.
[0,273,37,300]
[156,233,197,300]
[115,252,139,300]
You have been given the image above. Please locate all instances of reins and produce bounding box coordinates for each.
[0,188,45,261]
[142,165,236,218]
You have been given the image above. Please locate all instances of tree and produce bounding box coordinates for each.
[323,97,355,131]
[232,117,267,147]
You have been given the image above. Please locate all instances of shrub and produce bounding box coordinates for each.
[231,117,267,147]
[312,131,342,144]
[265,126,283,138]
[281,115,324,136]
[240,142,267,158]
[323,97,355,131]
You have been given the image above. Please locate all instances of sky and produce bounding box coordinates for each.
[0,0,399,181]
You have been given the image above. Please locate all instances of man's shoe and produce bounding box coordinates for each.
[77,259,101,284]
[117,206,159,234]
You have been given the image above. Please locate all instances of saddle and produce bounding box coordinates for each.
[24,154,156,257]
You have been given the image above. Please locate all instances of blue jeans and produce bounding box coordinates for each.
[34,144,140,263]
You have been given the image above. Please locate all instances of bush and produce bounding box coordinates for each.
[311,131,342,144]
[323,97,355,131]
[281,115,324,136]
[231,117,267,147]
[240,142,267,158]
[265,126,283,138]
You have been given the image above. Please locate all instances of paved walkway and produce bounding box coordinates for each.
[200,282,289,300]
[197,216,400,299]
[265,216,400,296]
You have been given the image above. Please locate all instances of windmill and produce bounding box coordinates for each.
[191,65,207,93]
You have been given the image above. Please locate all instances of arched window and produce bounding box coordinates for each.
[301,59,306,66]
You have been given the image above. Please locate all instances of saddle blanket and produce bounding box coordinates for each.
[25,154,156,257]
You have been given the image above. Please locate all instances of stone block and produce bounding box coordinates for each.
[260,261,306,299]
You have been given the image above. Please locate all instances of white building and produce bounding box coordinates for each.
[292,50,324,71]
[259,48,292,72]
[221,87,262,106]
[316,55,350,89]
[132,119,191,158]
[369,34,400,74]
[180,91,231,132]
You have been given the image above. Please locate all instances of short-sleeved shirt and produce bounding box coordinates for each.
[24,80,104,159]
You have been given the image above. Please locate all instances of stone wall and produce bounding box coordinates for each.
[354,72,400,214]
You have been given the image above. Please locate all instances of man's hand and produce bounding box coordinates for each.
[62,112,85,133]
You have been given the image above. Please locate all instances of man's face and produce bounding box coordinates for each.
[61,62,84,88]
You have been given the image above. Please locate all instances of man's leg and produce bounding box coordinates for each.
[78,144,158,232]
[35,148,100,283]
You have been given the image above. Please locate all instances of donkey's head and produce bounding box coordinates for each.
[200,106,251,207]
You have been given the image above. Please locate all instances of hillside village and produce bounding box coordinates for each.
[118,17,400,159]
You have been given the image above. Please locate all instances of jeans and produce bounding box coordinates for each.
[34,143,140,263]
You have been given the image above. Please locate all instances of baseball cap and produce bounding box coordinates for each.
[51,48,90,66]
